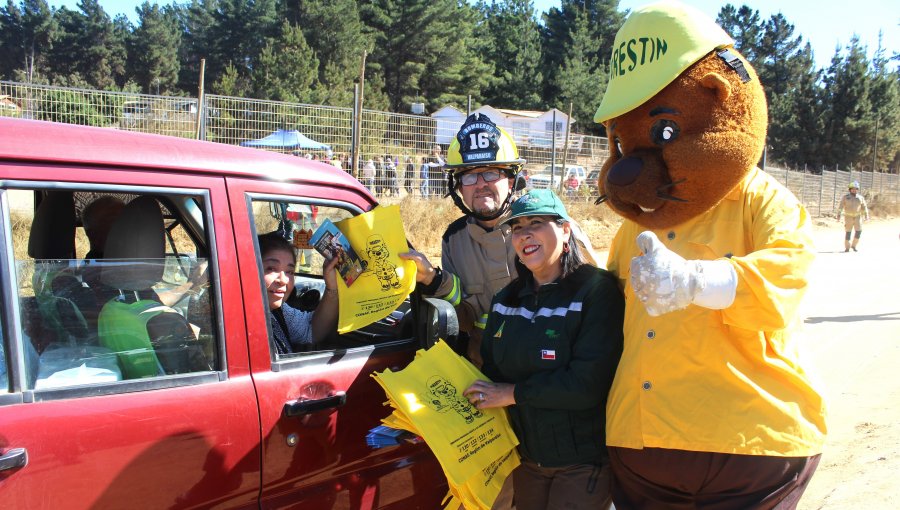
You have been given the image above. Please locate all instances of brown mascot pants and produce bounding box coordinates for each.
[609,447,820,510]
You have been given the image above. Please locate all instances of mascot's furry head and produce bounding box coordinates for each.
[594,1,767,230]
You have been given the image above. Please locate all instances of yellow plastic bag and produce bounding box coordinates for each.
[333,205,416,333]
[373,340,520,509]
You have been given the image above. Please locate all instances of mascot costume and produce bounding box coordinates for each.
[593,3,827,508]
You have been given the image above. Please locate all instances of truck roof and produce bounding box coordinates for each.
[0,118,370,199]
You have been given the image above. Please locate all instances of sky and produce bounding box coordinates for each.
[50,0,898,70]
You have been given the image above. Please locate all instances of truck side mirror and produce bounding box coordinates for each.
[420,297,459,351]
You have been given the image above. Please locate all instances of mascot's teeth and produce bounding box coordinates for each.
[639,206,656,213]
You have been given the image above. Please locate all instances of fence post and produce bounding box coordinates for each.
[559,102,573,196]
[833,165,839,215]
[195,58,206,140]
[800,168,806,210]
[351,83,360,179]
[815,164,823,217]
[550,110,557,188]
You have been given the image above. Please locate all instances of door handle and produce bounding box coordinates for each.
[0,448,27,472]
[283,391,347,417]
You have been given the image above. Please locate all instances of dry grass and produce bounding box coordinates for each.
[395,195,623,261]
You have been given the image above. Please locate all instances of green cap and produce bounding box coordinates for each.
[593,1,734,123]
[502,189,571,225]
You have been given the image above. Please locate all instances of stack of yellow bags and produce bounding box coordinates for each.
[373,340,520,509]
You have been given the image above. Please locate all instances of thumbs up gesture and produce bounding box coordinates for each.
[629,232,738,316]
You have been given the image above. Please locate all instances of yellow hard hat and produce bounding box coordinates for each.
[849,181,860,190]
[593,1,734,123]
[446,113,525,172]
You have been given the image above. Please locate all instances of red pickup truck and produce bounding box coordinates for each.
[0,118,455,509]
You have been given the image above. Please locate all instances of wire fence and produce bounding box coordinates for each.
[1,80,897,214]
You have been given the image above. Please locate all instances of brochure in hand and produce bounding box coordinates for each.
[310,218,366,287]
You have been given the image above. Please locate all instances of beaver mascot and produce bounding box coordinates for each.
[593,3,827,509]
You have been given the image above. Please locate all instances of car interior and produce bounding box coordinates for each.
[12,189,216,391]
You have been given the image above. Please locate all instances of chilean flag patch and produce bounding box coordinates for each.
[541,350,556,360]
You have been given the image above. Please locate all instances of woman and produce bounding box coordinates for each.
[464,189,624,510]
[258,232,339,354]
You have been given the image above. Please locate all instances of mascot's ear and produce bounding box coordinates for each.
[700,72,732,102]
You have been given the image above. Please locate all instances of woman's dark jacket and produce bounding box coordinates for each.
[481,264,624,467]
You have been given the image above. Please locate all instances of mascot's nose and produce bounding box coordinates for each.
[607,157,642,186]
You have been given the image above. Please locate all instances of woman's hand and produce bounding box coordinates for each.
[464,380,515,409]
[398,250,437,285]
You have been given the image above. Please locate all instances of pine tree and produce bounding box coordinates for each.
[204,0,278,87]
[866,36,900,172]
[477,0,542,109]
[281,0,369,107]
[0,0,58,82]
[541,0,624,104]
[46,0,127,89]
[552,8,606,134]
[359,0,488,113]
[715,4,762,64]
[128,2,181,95]
[174,0,216,93]
[821,38,873,169]
[252,20,319,103]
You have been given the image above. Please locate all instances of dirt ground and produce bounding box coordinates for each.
[796,217,900,509]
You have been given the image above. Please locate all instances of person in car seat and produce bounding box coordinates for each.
[82,196,125,259]
[259,232,339,354]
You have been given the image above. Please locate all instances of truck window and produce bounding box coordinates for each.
[250,198,414,359]
[4,188,219,394]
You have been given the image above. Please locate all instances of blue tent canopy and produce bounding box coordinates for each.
[240,129,330,151]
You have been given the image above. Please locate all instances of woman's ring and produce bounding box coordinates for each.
[479,392,485,401]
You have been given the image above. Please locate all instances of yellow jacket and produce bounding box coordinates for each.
[606,168,827,456]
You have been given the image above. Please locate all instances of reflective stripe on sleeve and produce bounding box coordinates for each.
[474,314,488,330]
[441,273,462,307]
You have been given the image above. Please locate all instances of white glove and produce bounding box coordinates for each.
[630,231,738,316]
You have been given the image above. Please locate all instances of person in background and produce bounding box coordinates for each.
[419,156,430,197]
[464,189,624,510]
[564,173,580,197]
[385,154,400,196]
[82,196,126,259]
[373,156,384,196]
[404,156,416,195]
[258,232,339,354]
[837,180,869,252]
[362,158,376,193]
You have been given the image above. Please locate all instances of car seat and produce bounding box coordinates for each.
[27,191,98,344]
[97,196,204,379]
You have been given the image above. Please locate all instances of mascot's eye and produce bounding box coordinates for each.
[650,120,680,146]
[613,138,623,157]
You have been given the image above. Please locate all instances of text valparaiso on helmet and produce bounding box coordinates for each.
[849,181,860,190]
[444,113,526,221]
[446,113,525,172]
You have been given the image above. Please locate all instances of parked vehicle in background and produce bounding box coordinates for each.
[0,118,453,509]
[120,100,153,128]
[528,164,587,190]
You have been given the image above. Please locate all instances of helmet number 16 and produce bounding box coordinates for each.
[469,132,491,150]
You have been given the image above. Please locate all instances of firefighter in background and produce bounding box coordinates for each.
[837,181,869,252]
